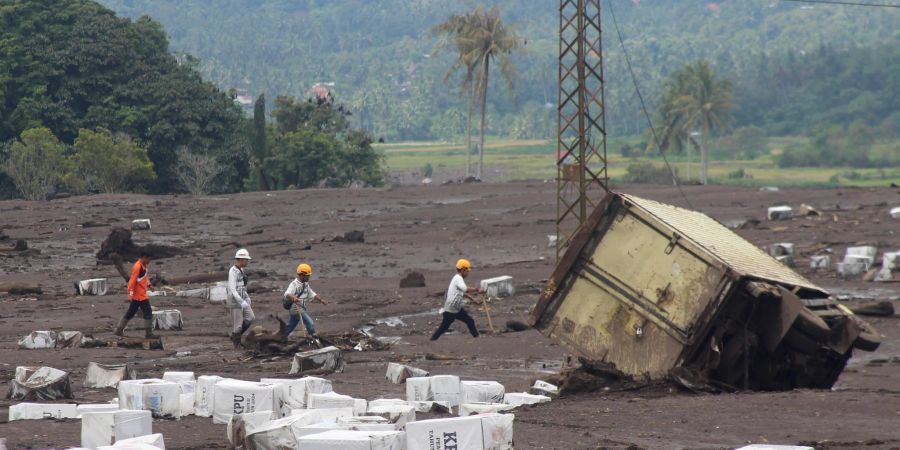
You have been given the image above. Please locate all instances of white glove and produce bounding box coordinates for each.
[244,297,252,306]
[240,301,249,309]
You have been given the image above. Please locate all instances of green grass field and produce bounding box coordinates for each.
[376,137,900,187]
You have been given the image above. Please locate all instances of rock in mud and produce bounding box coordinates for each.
[399,271,426,288]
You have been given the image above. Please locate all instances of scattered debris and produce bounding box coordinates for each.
[547,234,558,248]
[152,309,183,331]
[399,271,426,288]
[80,409,152,449]
[480,275,515,298]
[504,320,531,332]
[768,243,794,257]
[97,227,183,261]
[797,204,821,216]
[529,380,559,397]
[0,282,42,295]
[890,206,900,219]
[767,205,793,220]
[8,366,74,401]
[75,278,109,296]
[107,433,166,449]
[534,193,881,391]
[372,316,406,327]
[759,186,779,192]
[333,230,365,243]
[131,219,152,230]
[290,346,345,375]
[18,331,57,349]
[810,255,831,269]
[81,220,110,228]
[849,301,895,317]
[837,261,867,278]
[84,362,136,389]
[8,403,78,421]
[56,331,84,349]
[385,363,429,384]
[408,401,452,414]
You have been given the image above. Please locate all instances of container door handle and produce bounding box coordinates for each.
[664,233,681,255]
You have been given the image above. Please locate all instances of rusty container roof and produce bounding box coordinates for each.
[620,193,824,293]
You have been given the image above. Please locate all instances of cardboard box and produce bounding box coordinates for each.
[81,409,152,449]
[296,430,406,450]
[385,363,429,384]
[8,403,78,420]
[460,381,505,404]
[365,405,415,427]
[405,413,514,450]
[458,403,514,417]
[118,379,181,419]
[261,377,333,416]
[290,346,344,374]
[194,375,224,418]
[212,379,278,425]
[308,392,356,410]
[502,392,551,407]
[431,375,461,407]
[405,377,432,402]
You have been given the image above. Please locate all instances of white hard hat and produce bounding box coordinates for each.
[235,248,252,260]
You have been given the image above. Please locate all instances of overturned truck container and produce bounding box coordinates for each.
[532,193,880,390]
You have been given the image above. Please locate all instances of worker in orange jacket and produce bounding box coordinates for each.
[113,251,158,339]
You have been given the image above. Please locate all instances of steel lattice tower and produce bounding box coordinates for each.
[556,0,608,259]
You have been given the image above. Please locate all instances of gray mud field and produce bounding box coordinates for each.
[1,182,898,449]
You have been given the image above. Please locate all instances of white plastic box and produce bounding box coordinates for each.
[81,409,152,449]
[118,379,181,419]
[212,379,278,425]
[296,430,406,450]
[479,276,515,298]
[9,403,78,420]
[460,381,505,404]
[194,375,224,418]
[261,377,333,416]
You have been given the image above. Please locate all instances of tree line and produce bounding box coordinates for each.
[0,0,383,200]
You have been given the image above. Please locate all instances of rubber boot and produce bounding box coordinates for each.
[231,332,242,349]
[241,320,253,334]
[144,319,159,339]
[113,318,128,337]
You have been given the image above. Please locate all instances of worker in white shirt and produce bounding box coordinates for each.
[430,258,483,341]
[226,248,255,348]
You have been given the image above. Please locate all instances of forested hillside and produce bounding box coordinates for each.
[98,0,899,140]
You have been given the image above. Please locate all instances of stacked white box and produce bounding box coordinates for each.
[81,409,152,449]
[261,377,333,417]
[296,430,406,450]
[212,380,278,425]
[194,375,224,418]
[408,401,452,414]
[109,433,165,449]
[406,413,513,450]
[368,399,408,409]
[458,403,514,417]
[405,377,433,402]
[308,392,356,410]
[431,375,461,407]
[162,372,195,417]
[460,381,505,404]
[118,379,181,419]
[77,404,121,418]
[8,403,78,420]
[290,408,354,422]
[246,413,345,450]
[366,405,416,427]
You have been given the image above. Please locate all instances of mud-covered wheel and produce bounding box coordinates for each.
[853,329,881,351]
[793,307,831,341]
[784,327,821,355]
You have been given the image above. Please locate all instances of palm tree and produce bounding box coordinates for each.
[660,60,735,184]
[434,7,521,179]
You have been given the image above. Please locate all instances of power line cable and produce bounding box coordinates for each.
[782,0,899,8]
[605,0,695,210]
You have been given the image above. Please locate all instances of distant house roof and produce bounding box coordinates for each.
[310,84,331,100]
[235,95,253,106]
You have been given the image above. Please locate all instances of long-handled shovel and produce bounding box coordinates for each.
[480,293,496,334]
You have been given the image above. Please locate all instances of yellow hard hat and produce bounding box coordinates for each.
[456,259,472,270]
[296,263,312,275]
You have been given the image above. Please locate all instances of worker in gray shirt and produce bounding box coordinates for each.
[227,248,255,348]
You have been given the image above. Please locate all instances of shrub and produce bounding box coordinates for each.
[4,128,71,200]
[622,162,677,184]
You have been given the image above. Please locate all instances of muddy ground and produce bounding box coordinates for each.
[0,182,898,450]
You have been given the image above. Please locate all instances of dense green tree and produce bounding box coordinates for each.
[69,127,155,193]
[0,0,249,193]
[4,128,70,200]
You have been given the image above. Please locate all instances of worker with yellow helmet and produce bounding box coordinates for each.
[282,262,330,338]
[430,258,483,341]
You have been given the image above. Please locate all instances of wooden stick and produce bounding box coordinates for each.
[481,294,496,334]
